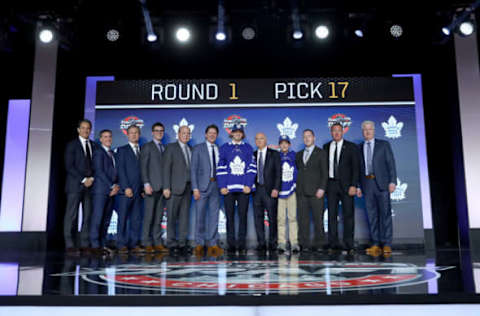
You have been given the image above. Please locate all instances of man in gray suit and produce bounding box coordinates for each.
[191,125,223,257]
[357,120,397,256]
[140,122,168,254]
[295,129,328,253]
[163,125,193,254]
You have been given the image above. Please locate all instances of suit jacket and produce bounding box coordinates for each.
[140,141,164,192]
[163,141,193,195]
[323,139,360,192]
[92,146,117,195]
[117,144,143,196]
[295,146,328,196]
[253,148,282,195]
[358,138,397,191]
[191,142,218,192]
[64,138,97,193]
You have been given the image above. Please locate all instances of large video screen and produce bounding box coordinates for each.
[86,76,431,246]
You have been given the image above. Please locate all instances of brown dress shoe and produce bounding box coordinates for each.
[154,244,168,253]
[209,245,224,256]
[383,246,392,253]
[194,245,205,256]
[132,246,146,253]
[145,245,155,253]
[366,245,382,256]
[118,246,129,254]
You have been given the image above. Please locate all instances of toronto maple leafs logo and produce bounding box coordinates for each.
[282,162,294,182]
[382,115,403,139]
[390,178,408,201]
[230,156,245,175]
[173,118,195,139]
[277,117,298,139]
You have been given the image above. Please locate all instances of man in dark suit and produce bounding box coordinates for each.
[357,120,397,256]
[163,125,193,254]
[295,129,328,252]
[323,123,359,254]
[64,119,97,254]
[253,132,281,253]
[140,122,168,254]
[116,125,144,254]
[191,125,223,257]
[90,129,119,255]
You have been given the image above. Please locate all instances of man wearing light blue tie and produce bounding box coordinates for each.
[191,125,223,257]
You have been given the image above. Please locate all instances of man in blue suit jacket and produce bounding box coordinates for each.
[90,129,119,255]
[116,125,144,254]
[357,120,397,256]
[64,119,97,254]
[191,125,222,257]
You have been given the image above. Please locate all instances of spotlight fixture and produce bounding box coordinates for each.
[292,30,303,40]
[389,24,403,38]
[106,29,120,42]
[215,31,226,41]
[39,28,54,43]
[459,21,475,36]
[241,27,256,40]
[354,29,364,38]
[216,0,227,42]
[441,27,451,36]
[147,33,157,42]
[290,0,303,40]
[314,25,329,39]
[176,27,191,43]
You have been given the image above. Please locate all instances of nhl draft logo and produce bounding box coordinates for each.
[229,156,245,175]
[224,115,247,134]
[282,162,294,182]
[328,113,352,133]
[277,117,298,139]
[52,261,453,294]
[382,115,404,139]
[391,177,408,201]
[120,116,145,135]
[173,118,195,139]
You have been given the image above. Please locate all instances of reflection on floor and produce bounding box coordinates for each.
[0,249,468,297]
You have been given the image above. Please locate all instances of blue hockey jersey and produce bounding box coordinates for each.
[279,150,297,198]
[216,141,257,193]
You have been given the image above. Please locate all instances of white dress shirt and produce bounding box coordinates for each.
[303,145,315,164]
[129,142,140,156]
[329,139,343,178]
[79,135,92,157]
[363,138,375,175]
[102,145,115,167]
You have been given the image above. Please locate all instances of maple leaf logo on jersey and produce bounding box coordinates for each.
[391,177,408,201]
[382,115,403,139]
[277,117,298,139]
[230,156,245,175]
[282,162,294,182]
[173,118,195,139]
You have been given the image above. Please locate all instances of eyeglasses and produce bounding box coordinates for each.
[153,129,165,133]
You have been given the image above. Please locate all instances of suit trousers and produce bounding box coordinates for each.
[195,181,221,247]
[166,183,192,248]
[117,194,144,249]
[326,179,355,249]
[277,192,298,246]
[142,191,165,247]
[64,188,92,249]
[253,185,278,248]
[297,194,325,249]
[224,192,249,249]
[363,178,393,246]
[90,193,115,248]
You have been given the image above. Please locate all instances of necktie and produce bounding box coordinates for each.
[333,142,339,179]
[109,149,117,181]
[85,140,92,177]
[183,145,190,167]
[258,151,264,185]
[366,141,373,175]
[108,149,115,166]
[303,148,310,165]
[160,144,164,153]
[85,140,92,161]
[134,145,139,159]
[211,144,216,178]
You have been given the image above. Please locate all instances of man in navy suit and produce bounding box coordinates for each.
[90,129,119,255]
[116,125,144,254]
[64,119,97,254]
[191,125,222,257]
[357,120,397,256]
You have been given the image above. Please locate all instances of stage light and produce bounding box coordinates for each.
[215,31,226,41]
[39,29,54,43]
[176,27,191,42]
[147,33,157,42]
[106,29,120,42]
[242,27,256,40]
[390,24,403,38]
[354,29,364,38]
[293,30,303,40]
[314,25,329,39]
[442,27,451,35]
[459,21,475,36]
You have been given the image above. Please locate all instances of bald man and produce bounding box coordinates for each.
[253,133,282,253]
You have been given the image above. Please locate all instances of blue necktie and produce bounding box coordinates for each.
[366,142,373,175]
[211,144,216,178]
[258,151,264,185]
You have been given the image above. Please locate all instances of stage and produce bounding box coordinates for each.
[1,248,479,306]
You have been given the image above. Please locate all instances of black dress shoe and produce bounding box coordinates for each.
[255,245,266,252]
[268,245,277,252]
[346,248,356,255]
[238,247,247,255]
[301,246,311,253]
[227,247,237,254]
